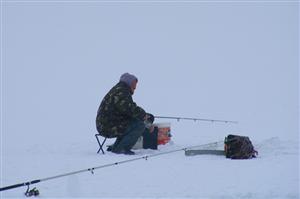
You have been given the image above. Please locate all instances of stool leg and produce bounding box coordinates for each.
[95,134,102,154]
[100,138,107,154]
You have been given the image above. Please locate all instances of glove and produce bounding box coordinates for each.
[144,113,154,129]
[145,113,154,123]
[144,120,152,129]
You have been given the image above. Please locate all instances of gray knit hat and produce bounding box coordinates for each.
[119,73,138,87]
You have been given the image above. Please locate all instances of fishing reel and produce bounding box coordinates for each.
[25,186,39,197]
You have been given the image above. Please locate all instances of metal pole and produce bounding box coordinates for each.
[154,116,238,124]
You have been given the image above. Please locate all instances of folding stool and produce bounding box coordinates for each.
[95,134,107,154]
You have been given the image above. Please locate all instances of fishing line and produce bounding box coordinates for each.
[0,140,223,195]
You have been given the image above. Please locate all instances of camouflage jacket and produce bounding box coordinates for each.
[96,81,146,138]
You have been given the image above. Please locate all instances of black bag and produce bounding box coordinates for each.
[143,127,158,150]
[224,134,258,159]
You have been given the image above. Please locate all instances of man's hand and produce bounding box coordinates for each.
[144,113,154,123]
[144,114,150,121]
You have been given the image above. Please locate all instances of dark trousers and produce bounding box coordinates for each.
[113,120,145,151]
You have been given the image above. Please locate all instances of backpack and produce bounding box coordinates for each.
[224,134,258,159]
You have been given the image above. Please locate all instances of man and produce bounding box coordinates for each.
[96,73,153,155]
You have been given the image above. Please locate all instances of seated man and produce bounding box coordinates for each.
[96,73,153,155]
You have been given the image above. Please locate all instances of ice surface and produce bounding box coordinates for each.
[1,2,298,198]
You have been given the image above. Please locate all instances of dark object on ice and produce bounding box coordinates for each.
[225,134,258,159]
[185,134,257,159]
[185,149,225,156]
[143,126,158,150]
[111,148,135,155]
[107,145,113,152]
[25,187,39,197]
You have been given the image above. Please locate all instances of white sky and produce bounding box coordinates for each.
[1,2,299,148]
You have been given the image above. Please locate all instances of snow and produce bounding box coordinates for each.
[1,124,299,198]
[1,2,299,199]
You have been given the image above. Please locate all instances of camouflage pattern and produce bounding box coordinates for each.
[96,81,146,138]
[224,134,258,159]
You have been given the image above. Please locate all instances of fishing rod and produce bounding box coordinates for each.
[155,116,238,124]
[0,141,222,195]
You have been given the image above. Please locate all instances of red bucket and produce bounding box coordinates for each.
[154,123,171,145]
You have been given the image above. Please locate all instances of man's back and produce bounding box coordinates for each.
[96,81,145,138]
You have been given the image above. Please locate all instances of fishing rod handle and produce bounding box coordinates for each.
[0,180,40,192]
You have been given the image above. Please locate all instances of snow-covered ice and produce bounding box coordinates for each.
[1,2,298,199]
[1,123,299,198]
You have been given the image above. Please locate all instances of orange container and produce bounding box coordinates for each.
[154,123,171,145]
